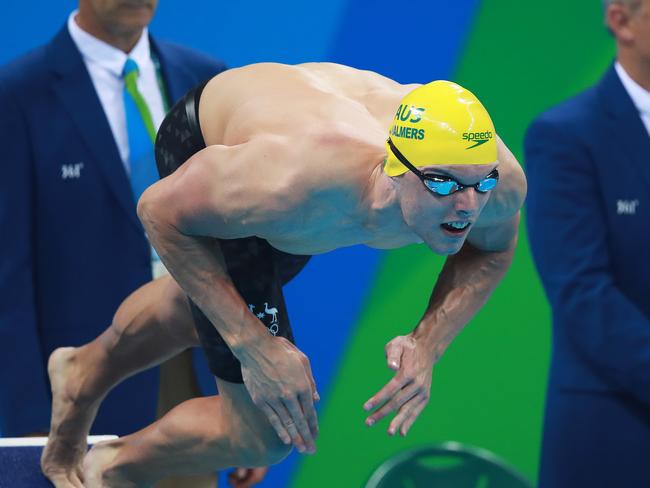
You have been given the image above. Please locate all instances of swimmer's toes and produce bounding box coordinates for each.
[83,441,138,488]
[41,436,87,487]
[41,466,84,488]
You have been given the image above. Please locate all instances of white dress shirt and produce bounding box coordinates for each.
[615,61,650,138]
[68,12,169,278]
[67,11,167,173]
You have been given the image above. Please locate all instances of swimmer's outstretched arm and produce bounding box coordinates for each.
[364,215,520,436]
[364,138,527,436]
[138,139,319,455]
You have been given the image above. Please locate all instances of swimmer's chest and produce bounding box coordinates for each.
[258,188,369,255]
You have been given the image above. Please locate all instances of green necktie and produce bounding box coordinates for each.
[122,58,158,202]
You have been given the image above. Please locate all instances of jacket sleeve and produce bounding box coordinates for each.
[525,116,650,406]
[0,80,51,435]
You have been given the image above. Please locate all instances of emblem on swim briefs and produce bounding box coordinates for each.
[268,323,279,336]
[61,162,85,179]
[251,302,280,336]
[462,131,493,150]
[264,302,280,336]
[617,199,639,215]
[264,303,279,323]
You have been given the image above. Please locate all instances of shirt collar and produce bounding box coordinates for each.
[67,10,152,78]
[615,61,650,116]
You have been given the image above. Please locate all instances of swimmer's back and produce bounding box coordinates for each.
[198,62,413,147]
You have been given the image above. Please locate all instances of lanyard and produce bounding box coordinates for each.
[151,52,170,112]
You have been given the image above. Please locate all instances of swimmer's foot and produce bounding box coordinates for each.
[42,347,103,488]
[83,440,140,488]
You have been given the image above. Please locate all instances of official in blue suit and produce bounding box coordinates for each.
[525,1,650,486]
[0,0,225,438]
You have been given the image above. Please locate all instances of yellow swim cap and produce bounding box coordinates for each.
[384,80,497,176]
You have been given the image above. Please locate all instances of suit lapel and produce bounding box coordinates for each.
[47,27,142,231]
[150,37,198,104]
[598,64,650,194]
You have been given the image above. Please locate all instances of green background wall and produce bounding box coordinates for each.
[293,1,615,486]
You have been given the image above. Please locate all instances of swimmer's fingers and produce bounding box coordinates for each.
[366,333,433,433]
[300,354,320,403]
[44,472,84,488]
[363,336,410,412]
[266,399,307,453]
[364,382,419,426]
[389,394,428,437]
[298,387,319,441]
[283,395,316,454]
[363,375,409,415]
[297,355,319,438]
[259,402,291,446]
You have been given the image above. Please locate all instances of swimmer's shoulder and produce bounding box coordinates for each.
[203,62,323,96]
[201,62,414,102]
[200,63,362,145]
[297,62,417,100]
[297,63,422,132]
[475,136,527,228]
[185,132,370,240]
[168,134,306,239]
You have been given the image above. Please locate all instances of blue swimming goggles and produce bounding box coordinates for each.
[387,138,499,196]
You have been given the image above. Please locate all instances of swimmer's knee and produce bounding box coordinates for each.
[260,428,293,465]
[224,407,292,466]
[267,437,293,465]
[241,429,292,467]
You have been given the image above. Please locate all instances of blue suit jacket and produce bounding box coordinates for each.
[0,26,225,436]
[525,65,650,486]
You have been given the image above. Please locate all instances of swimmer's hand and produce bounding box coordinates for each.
[239,337,320,454]
[363,333,433,437]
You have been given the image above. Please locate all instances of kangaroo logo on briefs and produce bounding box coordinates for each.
[248,302,280,336]
[462,131,493,149]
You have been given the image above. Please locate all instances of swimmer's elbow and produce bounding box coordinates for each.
[137,185,160,235]
[469,211,520,254]
[136,186,154,224]
[499,212,521,253]
[513,167,528,211]
[137,182,181,238]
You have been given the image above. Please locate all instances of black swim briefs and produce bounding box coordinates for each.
[155,81,311,383]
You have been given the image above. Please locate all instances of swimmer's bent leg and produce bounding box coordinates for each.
[42,275,199,488]
[83,379,291,487]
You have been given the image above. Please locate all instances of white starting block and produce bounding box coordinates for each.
[0,435,117,487]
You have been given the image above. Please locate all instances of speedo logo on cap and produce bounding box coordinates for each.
[462,131,493,149]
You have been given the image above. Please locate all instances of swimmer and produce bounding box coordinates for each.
[42,62,526,487]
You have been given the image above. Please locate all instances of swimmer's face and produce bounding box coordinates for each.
[80,0,158,34]
[397,163,499,255]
